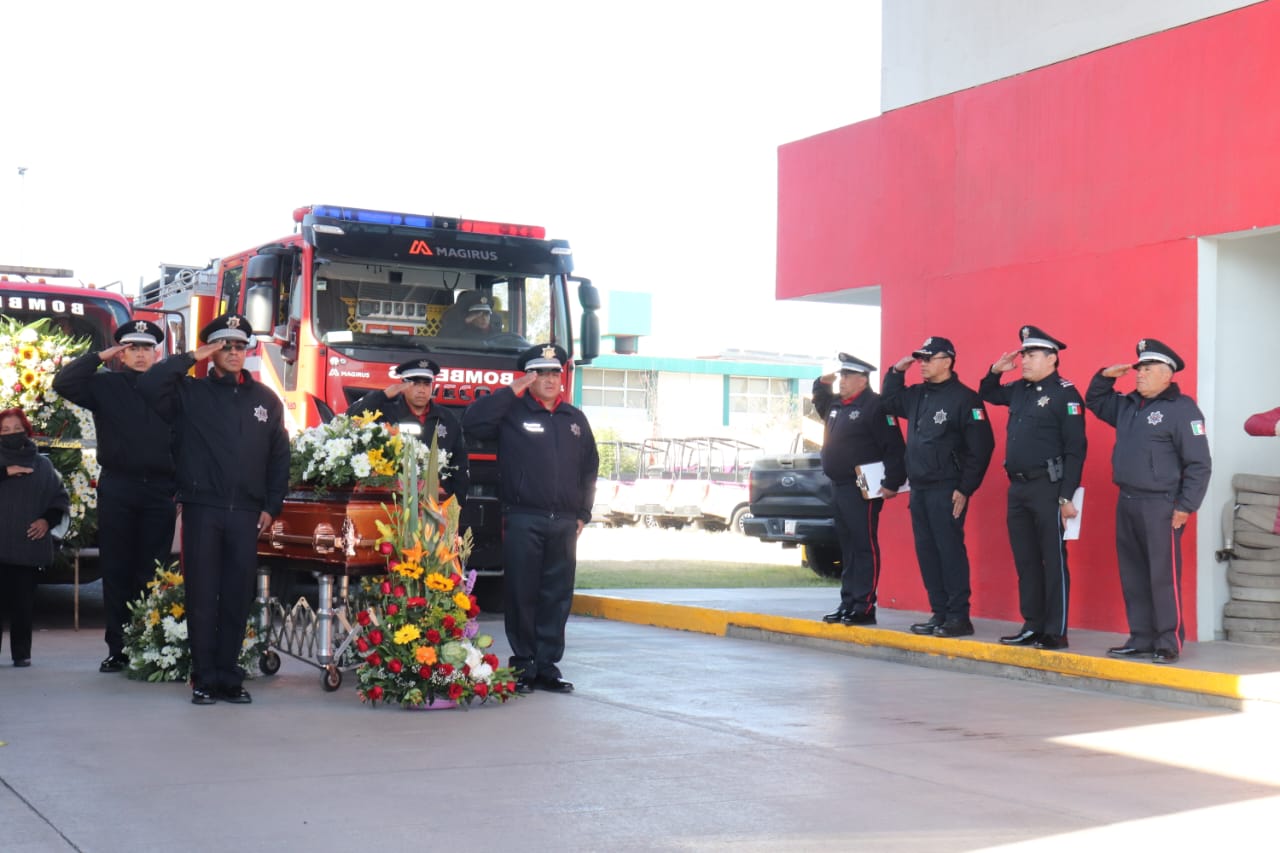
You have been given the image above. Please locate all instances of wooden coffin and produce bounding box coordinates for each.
[257,487,397,576]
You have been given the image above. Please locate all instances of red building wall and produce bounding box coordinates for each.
[777,1,1280,633]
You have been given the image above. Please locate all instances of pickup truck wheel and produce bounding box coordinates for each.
[728,507,751,535]
[803,544,843,579]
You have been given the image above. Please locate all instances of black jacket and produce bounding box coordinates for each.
[811,378,906,489]
[461,386,599,523]
[138,353,291,516]
[979,368,1087,502]
[52,350,176,480]
[0,437,70,567]
[881,369,995,495]
[347,390,470,502]
[1085,373,1212,511]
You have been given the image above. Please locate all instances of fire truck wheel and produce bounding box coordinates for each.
[259,650,281,676]
[322,665,342,692]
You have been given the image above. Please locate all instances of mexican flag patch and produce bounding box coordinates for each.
[886,415,897,426]
[1191,420,1206,436]
[971,408,985,421]
[1066,402,1082,416]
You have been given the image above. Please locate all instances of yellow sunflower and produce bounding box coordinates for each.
[394,624,421,645]
[453,592,471,611]
[425,572,454,592]
[396,561,424,580]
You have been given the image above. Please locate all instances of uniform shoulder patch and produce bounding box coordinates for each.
[1190,420,1206,436]
[885,415,896,426]
[970,408,985,421]
[1058,378,1074,388]
[1066,401,1082,416]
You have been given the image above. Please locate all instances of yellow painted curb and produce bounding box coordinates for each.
[572,593,1271,703]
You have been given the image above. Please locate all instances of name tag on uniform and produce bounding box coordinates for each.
[523,421,545,433]
[398,422,422,436]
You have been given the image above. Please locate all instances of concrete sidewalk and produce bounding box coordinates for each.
[572,588,1280,711]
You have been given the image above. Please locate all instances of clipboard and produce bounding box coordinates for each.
[855,461,906,499]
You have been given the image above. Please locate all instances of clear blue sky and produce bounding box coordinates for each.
[1,0,882,358]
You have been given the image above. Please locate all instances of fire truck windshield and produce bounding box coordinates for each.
[311,260,566,354]
[1,291,130,350]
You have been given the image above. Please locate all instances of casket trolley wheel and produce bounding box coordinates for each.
[322,664,342,692]
[259,650,281,676]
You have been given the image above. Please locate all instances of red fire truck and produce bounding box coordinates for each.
[136,205,601,606]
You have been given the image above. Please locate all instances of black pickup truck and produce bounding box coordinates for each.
[741,452,841,578]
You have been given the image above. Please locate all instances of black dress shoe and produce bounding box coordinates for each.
[999,629,1040,646]
[534,675,574,693]
[1152,649,1180,665]
[220,686,253,704]
[1106,646,1153,659]
[14,659,31,668]
[822,608,849,624]
[842,608,877,626]
[191,687,217,705]
[1034,634,1068,650]
[934,619,975,638]
[99,654,128,673]
[514,678,535,695]
[910,615,945,635]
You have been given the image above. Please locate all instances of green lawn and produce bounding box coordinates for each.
[575,559,838,589]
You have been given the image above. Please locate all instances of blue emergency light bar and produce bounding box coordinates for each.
[310,205,433,228]
[302,205,546,240]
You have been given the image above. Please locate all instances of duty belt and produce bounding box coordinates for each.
[1007,469,1048,483]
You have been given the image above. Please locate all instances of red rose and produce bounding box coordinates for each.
[475,682,489,698]
[450,573,464,587]
[369,629,384,645]
[379,542,394,555]
[461,664,471,675]
[450,628,463,639]
[506,681,517,693]
[388,559,400,571]
[367,653,382,667]
[357,610,371,627]
[442,615,456,630]
[483,654,499,668]
[437,663,453,676]
[426,629,441,644]
[419,666,432,679]
[393,585,406,597]
[379,581,392,594]
[367,685,383,701]
[407,597,426,608]
[388,659,403,674]
[468,594,478,607]
[448,683,464,700]
[386,603,399,616]
[356,637,370,653]
[467,605,481,618]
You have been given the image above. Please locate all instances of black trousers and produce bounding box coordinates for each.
[181,504,259,690]
[0,563,39,662]
[1006,478,1070,637]
[1115,492,1185,653]
[833,481,884,612]
[502,512,578,681]
[97,472,176,657]
[908,486,971,620]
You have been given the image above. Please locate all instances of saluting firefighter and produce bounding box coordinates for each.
[462,344,598,694]
[979,326,1087,650]
[882,336,995,638]
[138,314,290,704]
[347,358,469,502]
[1086,339,1211,664]
[813,353,906,626]
[54,319,177,673]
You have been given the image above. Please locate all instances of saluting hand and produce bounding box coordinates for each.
[1101,363,1131,379]
[194,340,223,361]
[991,351,1019,374]
[383,381,413,399]
[892,355,915,373]
[819,372,837,384]
[97,344,127,362]
[5,465,34,477]
[511,373,537,395]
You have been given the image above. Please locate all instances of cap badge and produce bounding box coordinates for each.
[479,297,489,305]
[1020,327,1029,339]
[418,360,430,369]
[227,316,241,329]
[923,337,933,347]
[135,321,148,333]
[1138,339,1146,351]
[541,346,556,360]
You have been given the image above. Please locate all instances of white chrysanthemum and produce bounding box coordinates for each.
[17,327,38,343]
[351,454,371,478]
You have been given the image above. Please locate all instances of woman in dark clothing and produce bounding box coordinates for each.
[0,407,70,667]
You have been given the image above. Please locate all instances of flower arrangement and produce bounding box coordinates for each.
[122,563,265,682]
[354,435,519,708]
[289,410,450,493]
[0,317,98,546]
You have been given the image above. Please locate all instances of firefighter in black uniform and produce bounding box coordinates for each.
[53,319,177,673]
[462,344,598,694]
[882,336,995,638]
[1086,338,1211,664]
[347,358,469,503]
[813,352,906,626]
[139,314,290,704]
[980,325,1087,650]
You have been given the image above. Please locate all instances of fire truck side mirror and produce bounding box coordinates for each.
[245,284,275,341]
[245,254,279,283]
[574,278,600,363]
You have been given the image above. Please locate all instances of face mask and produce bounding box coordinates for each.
[0,433,26,450]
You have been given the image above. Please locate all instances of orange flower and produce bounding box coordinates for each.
[415,646,437,665]
[399,542,426,565]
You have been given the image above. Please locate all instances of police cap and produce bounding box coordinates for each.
[199,313,254,344]
[912,336,956,359]
[518,343,568,372]
[1133,338,1185,372]
[1018,324,1066,352]
[394,358,440,382]
[115,319,165,347]
[836,352,877,374]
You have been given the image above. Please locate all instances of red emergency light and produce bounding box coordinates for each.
[458,219,546,239]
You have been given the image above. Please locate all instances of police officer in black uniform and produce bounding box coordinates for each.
[462,344,598,694]
[347,358,469,502]
[980,325,1087,650]
[53,319,176,673]
[813,353,906,626]
[882,336,995,638]
[1086,338,1211,664]
[139,313,290,704]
